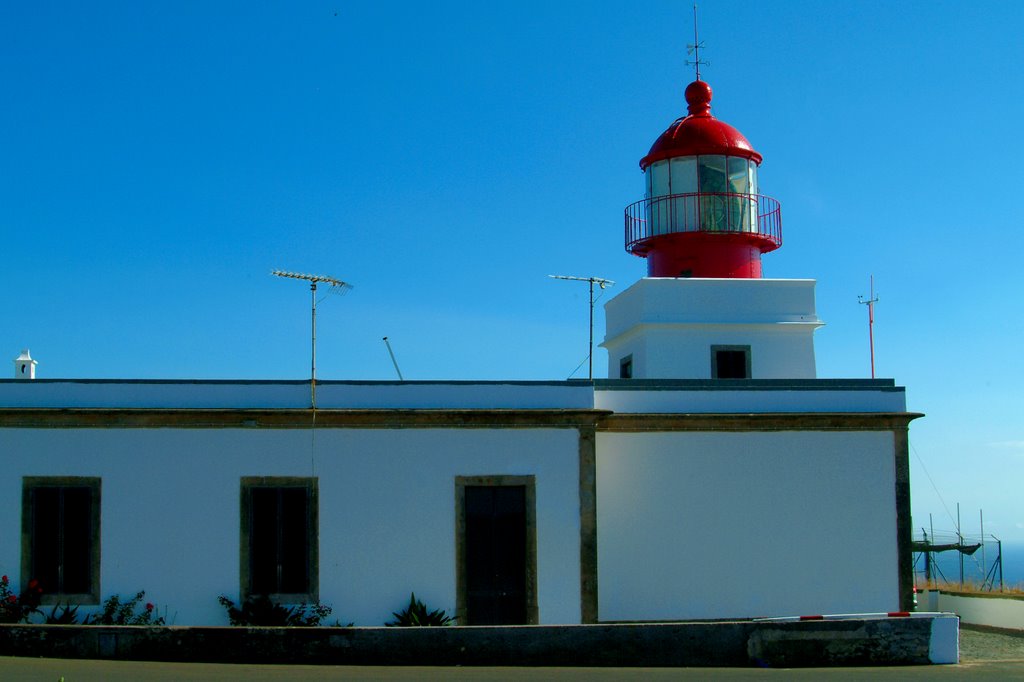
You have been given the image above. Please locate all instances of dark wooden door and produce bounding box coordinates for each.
[464,485,527,625]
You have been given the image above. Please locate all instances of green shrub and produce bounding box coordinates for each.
[45,603,81,624]
[386,592,455,626]
[218,594,332,626]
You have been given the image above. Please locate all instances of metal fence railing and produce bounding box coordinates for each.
[625,192,782,253]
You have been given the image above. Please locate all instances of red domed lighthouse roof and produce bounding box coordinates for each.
[639,80,762,170]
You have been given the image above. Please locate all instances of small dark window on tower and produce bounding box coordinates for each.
[711,345,751,379]
[619,355,633,379]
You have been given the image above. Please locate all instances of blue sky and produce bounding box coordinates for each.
[3,2,1023,548]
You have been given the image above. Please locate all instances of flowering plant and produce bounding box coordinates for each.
[0,575,43,624]
[84,591,165,625]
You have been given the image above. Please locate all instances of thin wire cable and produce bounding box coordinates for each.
[910,439,956,528]
[567,356,590,380]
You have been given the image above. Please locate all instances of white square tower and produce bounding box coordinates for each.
[602,278,822,379]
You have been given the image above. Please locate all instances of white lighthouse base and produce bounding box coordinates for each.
[601,278,823,380]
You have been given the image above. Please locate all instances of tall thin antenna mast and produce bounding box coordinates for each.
[858,275,879,379]
[549,275,615,380]
[686,4,709,80]
[272,270,352,408]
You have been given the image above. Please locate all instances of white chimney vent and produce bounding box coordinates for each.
[14,349,37,379]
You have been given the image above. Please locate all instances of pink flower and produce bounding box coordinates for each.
[1,575,7,583]
[145,602,154,611]
[5,595,15,604]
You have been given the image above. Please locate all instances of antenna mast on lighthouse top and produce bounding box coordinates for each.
[686,4,708,81]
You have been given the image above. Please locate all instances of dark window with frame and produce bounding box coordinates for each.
[711,345,751,379]
[455,475,538,626]
[240,477,318,600]
[21,477,101,604]
[619,355,633,379]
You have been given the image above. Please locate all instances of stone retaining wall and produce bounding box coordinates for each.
[0,616,958,667]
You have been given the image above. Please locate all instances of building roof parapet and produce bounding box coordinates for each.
[594,378,901,391]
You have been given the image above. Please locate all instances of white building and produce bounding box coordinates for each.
[0,76,918,626]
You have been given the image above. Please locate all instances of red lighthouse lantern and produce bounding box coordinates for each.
[625,80,782,278]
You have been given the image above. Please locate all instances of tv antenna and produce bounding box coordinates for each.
[549,275,615,380]
[686,4,709,80]
[272,269,353,408]
[857,275,879,379]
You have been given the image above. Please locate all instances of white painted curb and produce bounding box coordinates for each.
[929,614,960,664]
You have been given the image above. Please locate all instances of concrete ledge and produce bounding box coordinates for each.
[0,617,958,667]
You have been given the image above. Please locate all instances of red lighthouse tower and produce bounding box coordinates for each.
[603,75,821,381]
[624,79,782,278]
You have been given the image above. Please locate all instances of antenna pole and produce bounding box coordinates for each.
[868,275,875,378]
[686,4,708,80]
[981,509,986,587]
[693,4,700,80]
[858,275,879,379]
[310,281,317,408]
[957,502,963,587]
[589,279,595,380]
[549,274,615,380]
[383,337,404,381]
[272,269,352,409]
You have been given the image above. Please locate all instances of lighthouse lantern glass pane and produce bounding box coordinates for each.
[698,156,727,193]
[698,156,728,231]
[727,157,749,194]
[650,160,670,197]
[649,161,671,235]
[669,157,698,232]
[669,157,698,194]
[727,157,751,232]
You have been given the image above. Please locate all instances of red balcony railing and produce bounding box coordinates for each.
[625,192,782,254]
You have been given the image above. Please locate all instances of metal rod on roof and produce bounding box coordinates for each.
[858,275,879,379]
[383,337,404,381]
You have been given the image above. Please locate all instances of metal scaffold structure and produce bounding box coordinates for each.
[912,509,1005,592]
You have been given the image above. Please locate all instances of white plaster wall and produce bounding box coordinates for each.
[605,324,818,379]
[0,427,581,626]
[596,430,899,621]
[0,381,594,410]
[594,386,908,414]
[605,279,821,335]
[936,592,1024,630]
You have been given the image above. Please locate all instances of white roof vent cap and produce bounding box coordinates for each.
[14,349,37,380]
